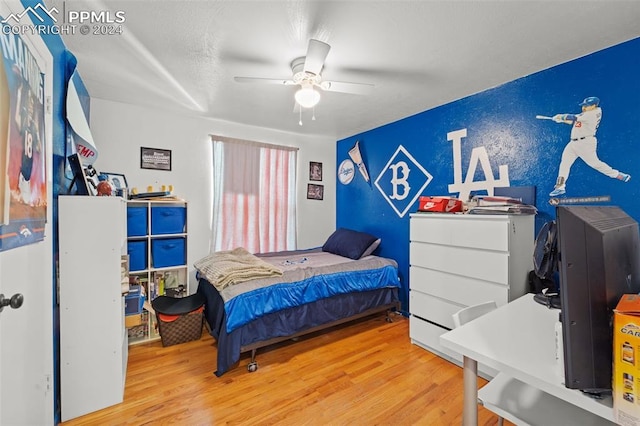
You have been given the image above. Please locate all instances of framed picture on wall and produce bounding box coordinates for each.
[307,183,324,200]
[309,161,323,181]
[141,147,172,171]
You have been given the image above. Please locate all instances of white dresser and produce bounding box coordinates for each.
[409,212,534,366]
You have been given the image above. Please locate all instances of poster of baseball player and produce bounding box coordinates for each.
[540,96,631,197]
[0,29,47,251]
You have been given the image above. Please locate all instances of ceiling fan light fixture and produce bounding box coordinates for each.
[295,83,321,109]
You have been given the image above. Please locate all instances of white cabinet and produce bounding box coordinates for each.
[126,199,188,344]
[58,196,128,422]
[409,213,534,367]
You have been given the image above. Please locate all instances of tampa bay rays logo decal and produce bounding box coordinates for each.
[447,128,510,201]
[375,145,432,218]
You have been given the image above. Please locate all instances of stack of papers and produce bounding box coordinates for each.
[468,195,537,215]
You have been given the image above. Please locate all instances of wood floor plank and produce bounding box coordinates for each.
[60,313,508,425]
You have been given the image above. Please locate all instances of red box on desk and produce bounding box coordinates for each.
[418,196,463,213]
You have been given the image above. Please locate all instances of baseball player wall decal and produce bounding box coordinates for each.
[540,96,631,197]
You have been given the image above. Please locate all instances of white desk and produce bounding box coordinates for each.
[440,294,615,425]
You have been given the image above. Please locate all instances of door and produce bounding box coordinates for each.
[0,241,54,425]
[0,1,54,423]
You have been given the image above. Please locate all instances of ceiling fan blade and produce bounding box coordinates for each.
[320,81,374,95]
[234,76,295,85]
[303,39,330,76]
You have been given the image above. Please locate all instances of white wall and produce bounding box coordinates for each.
[88,99,336,291]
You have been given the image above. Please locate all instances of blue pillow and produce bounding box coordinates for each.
[322,228,380,260]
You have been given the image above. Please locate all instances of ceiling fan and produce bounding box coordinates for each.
[234,39,374,114]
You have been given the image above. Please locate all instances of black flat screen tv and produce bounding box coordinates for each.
[557,205,640,394]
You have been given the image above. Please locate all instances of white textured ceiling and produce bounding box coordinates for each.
[47,0,640,140]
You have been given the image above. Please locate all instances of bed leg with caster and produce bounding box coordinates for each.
[386,310,394,323]
[247,349,258,372]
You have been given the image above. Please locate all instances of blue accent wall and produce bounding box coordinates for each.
[337,38,640,312]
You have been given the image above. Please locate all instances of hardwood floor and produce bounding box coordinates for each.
[61,313,506,425]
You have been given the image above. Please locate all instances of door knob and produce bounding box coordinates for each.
[0,293,24,312]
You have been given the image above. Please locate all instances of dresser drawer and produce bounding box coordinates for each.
[409,316,498,379]
[409,316,462,364]
[410,266,509,307]
[410,241,509,285]
[410,290,461,329]
[410,215,509,251]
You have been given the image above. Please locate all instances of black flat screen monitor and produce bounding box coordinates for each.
[557,205,640,393]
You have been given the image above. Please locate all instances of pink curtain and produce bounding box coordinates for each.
[211,137,297,253]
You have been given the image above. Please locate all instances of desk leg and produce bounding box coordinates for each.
[462,355,478,426]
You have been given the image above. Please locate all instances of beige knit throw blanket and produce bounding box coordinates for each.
[194,247,283,292]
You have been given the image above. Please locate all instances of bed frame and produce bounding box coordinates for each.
[240,301,400,372]
[198,277,400,376]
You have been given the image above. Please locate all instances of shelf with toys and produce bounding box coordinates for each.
[125,188,188,345]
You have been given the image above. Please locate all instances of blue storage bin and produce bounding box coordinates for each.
[127,206,148,237]
[128,240,147,271]
[125,287,145,315]
[151,206,186,235]
[152,238,186,268]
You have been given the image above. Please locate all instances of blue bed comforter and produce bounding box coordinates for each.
[222,254,399,333]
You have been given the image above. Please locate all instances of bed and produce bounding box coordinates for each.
[195,228,401,376]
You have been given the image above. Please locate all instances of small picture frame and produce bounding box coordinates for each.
[100,172,128,197]
[67,154,95,195]
[307,183,324,200]
[141,147,172,171]
[309,161,323,181]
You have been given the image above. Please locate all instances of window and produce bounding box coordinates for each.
[211,136,297,253]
